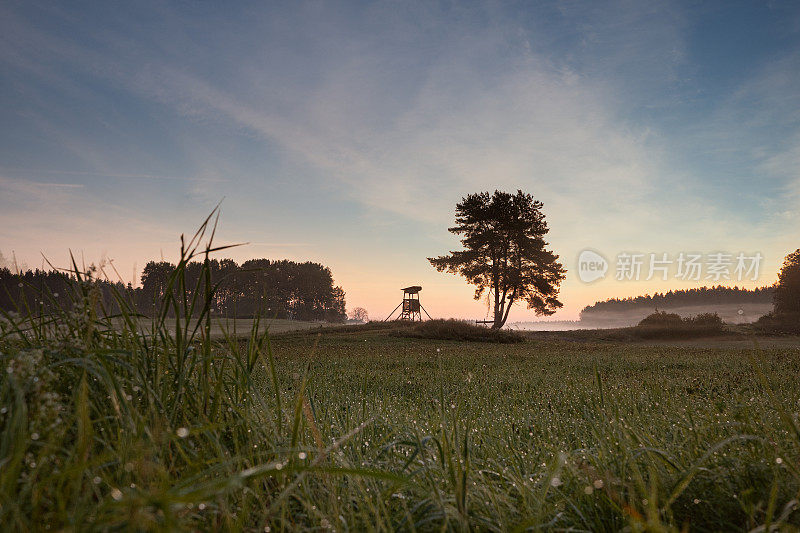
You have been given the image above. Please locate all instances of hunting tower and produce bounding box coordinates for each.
[384,285,432,322]
[399,286,422,321]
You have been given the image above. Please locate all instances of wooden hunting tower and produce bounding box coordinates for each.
[384,285,432,322]
[399,286,422,321]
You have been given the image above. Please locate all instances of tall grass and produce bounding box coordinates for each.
[0,211,394,530]
[1,213,800,530]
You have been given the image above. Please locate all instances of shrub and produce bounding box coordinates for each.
[632,311,725,339]
[637,311,683,327]
[391,319,525,343]
[685,312,725,328]
[754,312,800,335]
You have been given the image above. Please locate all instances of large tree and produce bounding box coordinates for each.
[775,249,800,315]
[429,190,565,329]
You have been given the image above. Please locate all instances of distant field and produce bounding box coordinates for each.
[195,317,337,336]
[111,317,339,338]
[520,324,800,349]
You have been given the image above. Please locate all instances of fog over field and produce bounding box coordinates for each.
[513,303,774,330]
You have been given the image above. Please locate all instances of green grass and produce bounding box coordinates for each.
[3,216,800,531]
[269,331,800,531]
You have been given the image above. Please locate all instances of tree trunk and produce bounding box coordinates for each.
[493,282,506,329]
[494,289,516,329]
[492,286,502,328]
[492,291,505,328]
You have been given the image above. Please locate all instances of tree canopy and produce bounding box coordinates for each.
[429,190,565,329]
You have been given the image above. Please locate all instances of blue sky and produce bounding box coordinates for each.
[1,1,799,320]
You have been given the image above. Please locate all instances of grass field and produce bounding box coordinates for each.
[3,246,800,531]
[265,329,800,530]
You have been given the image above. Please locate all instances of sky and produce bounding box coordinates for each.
[1,1,799,321]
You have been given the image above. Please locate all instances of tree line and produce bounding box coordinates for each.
[0,258,347,322]
[580,285,775,317]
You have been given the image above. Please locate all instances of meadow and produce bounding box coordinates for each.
[126,317,338,338]
[268,330,800,531]
[2,235,800,531]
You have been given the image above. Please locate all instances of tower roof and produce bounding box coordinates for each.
[402,285,422,294]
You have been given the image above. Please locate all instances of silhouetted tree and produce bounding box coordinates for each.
[429,190,565,329]
[350,307,369,322]
[140,261,175,311]
[775,249,800,315]
[328,286,347,323]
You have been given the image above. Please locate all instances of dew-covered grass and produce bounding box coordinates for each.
[269,331,800,531]
[2,216,800,531]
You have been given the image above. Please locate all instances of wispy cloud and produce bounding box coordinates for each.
[0,168,227,183]
[0,175,84,197]
[89,7,662,231]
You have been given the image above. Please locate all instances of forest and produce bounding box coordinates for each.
[580,285,774,318]
[0,258,347,322]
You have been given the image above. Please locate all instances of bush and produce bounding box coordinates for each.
[632,311,725,339]
[754,312,800,335]
[685,312,725,328]
[391,319,526,343]
[637,311,683,327]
